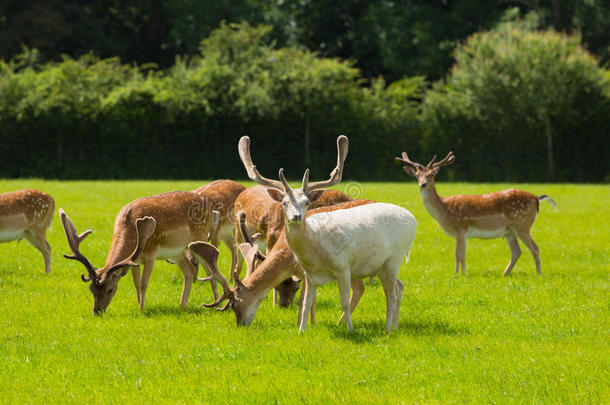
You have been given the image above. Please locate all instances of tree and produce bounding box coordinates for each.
[422,15,610,181]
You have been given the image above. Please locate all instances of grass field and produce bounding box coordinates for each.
[0,179,608,404]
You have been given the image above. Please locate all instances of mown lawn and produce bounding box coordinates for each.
[0,179,608,404]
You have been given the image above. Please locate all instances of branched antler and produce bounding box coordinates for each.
[302,135,349,193]
[395,152,424,169]
[189,241,234,311]
[60,209,98,283]
[238,136,285,191]
[237,210,266,262]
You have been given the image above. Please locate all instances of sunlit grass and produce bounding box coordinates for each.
[0,180,608,403]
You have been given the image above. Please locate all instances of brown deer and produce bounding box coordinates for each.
[0,189,54,274]
[192,180,245,298]
[396,151,557,275]
[60,191,221,314]
[233,185,352,307]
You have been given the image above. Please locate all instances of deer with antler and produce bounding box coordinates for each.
[395,151,557,276]
[237,135,417,333]
[233,185,352,308]
[0,189,54,274]
[60,191,222,314]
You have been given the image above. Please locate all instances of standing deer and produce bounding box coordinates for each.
[238,135,417,333]
[60,191,221,314]
[233,185,352,307]
[0,189,54,274]
[395,151,557,275]
[193,180,245,299]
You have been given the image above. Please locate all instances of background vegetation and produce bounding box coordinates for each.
[0,180,608,403]
[0,1,608,181]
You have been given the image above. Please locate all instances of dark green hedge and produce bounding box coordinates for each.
[0,22,608,182]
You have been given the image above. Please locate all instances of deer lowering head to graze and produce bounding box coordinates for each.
[60,191,223,315]
[233,185,353,307]
[196,199,374,327]
[396,151,557,276]
[0,189,54,274]
[192,180,245,299]
[239,135,417,333]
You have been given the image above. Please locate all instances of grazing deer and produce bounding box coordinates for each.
[395,151,557,276]
[212,200,375,327]
[0,189,54,274]
[233,185,352,307]
[60,191,220,314]
[238,135,417,333]
[193,180,245,298]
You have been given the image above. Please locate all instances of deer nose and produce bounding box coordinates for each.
[420,182,428,189]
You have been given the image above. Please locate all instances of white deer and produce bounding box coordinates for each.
[395,151,557,275]
[238,135,417,333]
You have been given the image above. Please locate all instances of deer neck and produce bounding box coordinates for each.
[284,219,314,260]
[102,223,138,272]
[420,181,450,223]
[242,243,295,299]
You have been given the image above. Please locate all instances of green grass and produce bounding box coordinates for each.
[0,179,608,404]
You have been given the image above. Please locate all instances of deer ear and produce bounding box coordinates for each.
[402,165,417,177]
[266,188,283,202]
[308,190,324,202]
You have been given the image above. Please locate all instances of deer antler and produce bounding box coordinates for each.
[60,209,99,284]
[100,217,156,283]
[238,136,285,191]
[238,243,260,279]
[237,210,266,261]
[429,151,455,169]
[302,135,349,193]
[395,152,424,169]
[189,241,234,310]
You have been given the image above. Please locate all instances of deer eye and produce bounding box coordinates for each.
[107,288,114,295]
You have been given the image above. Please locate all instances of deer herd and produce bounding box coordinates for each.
[0,136,556,333]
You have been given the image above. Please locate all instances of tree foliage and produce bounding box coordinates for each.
[421,17,610,182]
[0,22,423,180]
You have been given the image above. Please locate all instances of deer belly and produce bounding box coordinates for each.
[466,227,508,239]
[156,246,186,259]
[0,229,25,242]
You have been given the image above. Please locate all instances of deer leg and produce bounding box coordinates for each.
[336,279,366,325]
[299,275,317,333]
[223,234,239,281]
[379,276,398,333]
[24,229,51,274]
[176,252,197,307]
[455,235,467,274]
[393,279,404,329]
[503,233,522,276]
[197,255,219,300]
[336,272,354,332]
[232,227,245,281]
[131,266,142,307]
[139,258,155,310]
[297,279,317,326]
[516,230,541,274]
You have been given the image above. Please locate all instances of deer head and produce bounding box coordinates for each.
[395,151,455,189]
[60,209,156,315]
[238,135,348,223]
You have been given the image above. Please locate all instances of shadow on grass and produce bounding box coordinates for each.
[327,317,468,343]
[140,304,207,317]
